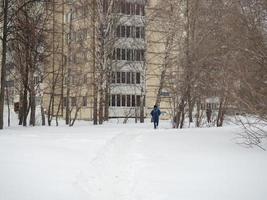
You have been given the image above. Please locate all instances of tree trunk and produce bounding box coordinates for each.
[22,86,28,126]
[41,105,45,126]
[29,70,36,126]
[195,100,201,127]
[6,87,10,127]
[98,79,104,125]
[140,94,145,123]
[104,75,110,121]
[29,90,36,126]
[19,91,24,125]
[0,0,9,129]
[179,99,185,129]
[56,97,62,126]
[217,100,226,127]
[92,0,98,125]
[70,107,81,126]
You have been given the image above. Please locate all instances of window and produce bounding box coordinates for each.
[121,72,126,83]
[136,72,141,84]
[112,95,116,106]
[121,26,125,37]
[126,72,131,84]
[116,26,120,37]
[117,94,121,106]
[117,72,121,83]
[63,97,67,107]
[121,49,126,60]
[160,91,170,97]
[122,95,126,106]
[126,26,131,37]
[127,95,131,107]
[136,95,141,106]
[111,72,116,83]
[141,27,145,38]
[136,27,140,38]
[71,97,76,106]
[136,50,141,61]
[141,50,145,61]
[116,48,121,60]
[132,72,135,84]
[132,95,136,107]
[113,49,116,60]
[131,3,135,15]
[120,0,125,14]
[127,49,131,61]
[126,2,131,15]
[136,4,140,15]
[83,96,87,107]
[131,26,135,38]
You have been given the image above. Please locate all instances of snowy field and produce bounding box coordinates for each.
[0,120,267,200]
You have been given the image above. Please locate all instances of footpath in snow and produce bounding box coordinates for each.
[0,121,266,200]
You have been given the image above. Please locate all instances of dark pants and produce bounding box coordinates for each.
[154,119,159,129]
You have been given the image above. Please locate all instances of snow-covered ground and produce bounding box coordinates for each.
[0,121,266,200]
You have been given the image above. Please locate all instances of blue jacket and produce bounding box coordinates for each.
[151,108,161,122]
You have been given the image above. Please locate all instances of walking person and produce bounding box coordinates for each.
[150,105,161,129]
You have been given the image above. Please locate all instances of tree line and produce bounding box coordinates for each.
[0,0,266,147]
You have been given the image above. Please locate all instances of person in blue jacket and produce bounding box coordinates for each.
[150,105,161,129]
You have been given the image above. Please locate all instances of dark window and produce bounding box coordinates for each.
[117,94,121,107]
[122,95,126,107]
[116,48,121,60]
[141,50,145,61]
[126,2,131,15]
[127,49,131,61]
[83,96,87,107]
[126,72,131,84]
[120,0,125,14]
[127,95,131,107]
[131,72,135,84]
[113,0,120,13]
[121,72,126,83]
[133,50,136,61]
[132,95,136,107]
[136,27,140,38]
[113,49,116,60]
[130,49,134,61]
[136,50,141,61]
[116,26,120,37]
[131,3,135,15]
[126,26,131,37]
[111,72,116,83]
[141,27,145,38]
[121,26,125,37]
[63,97,67,107]
[136,72,141,84]
[131,26,135,38]
[112,95,116,106]
[117,72,121,83]
[121,49,126,60]
[71,97,76,106]
[136,95,141,106]
[136,4,140,15]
